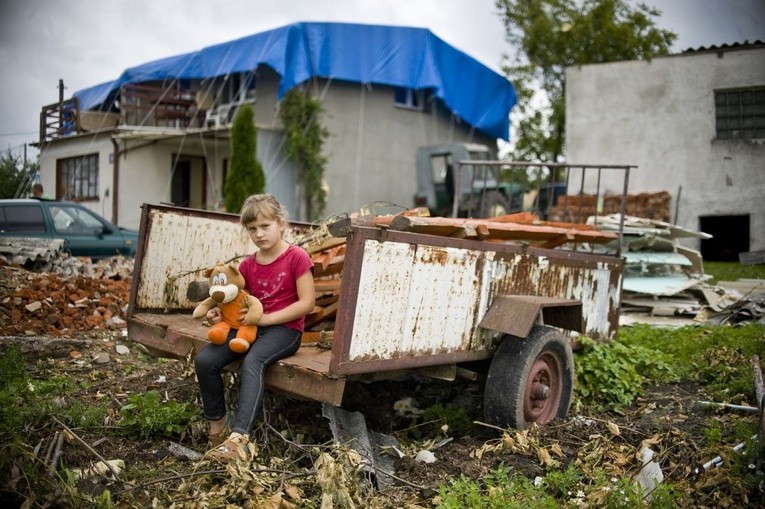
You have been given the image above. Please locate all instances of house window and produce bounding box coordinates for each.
[714,87,765,140]
[204,72,256,106]
[394,87,431,111]
[56,153,99,201]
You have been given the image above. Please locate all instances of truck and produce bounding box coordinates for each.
[126,161,630,431]
[413,143,567,220]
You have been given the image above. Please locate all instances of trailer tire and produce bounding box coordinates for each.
[483,326,574,429]
[479,190,510,218]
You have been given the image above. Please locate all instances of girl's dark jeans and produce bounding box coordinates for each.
[195,324,301,436]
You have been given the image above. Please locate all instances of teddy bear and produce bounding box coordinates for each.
[192,262,263,353]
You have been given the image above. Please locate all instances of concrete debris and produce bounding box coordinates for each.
[0,237,134,279]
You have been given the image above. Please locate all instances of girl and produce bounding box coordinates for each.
[195,194,314,463]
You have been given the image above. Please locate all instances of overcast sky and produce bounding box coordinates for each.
[1,0,763,160]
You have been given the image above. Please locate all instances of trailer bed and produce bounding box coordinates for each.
[128,311,346,405]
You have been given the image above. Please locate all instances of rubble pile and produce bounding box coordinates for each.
[589,214,765,326]
[0,257,133,337]
[549,191,671,223]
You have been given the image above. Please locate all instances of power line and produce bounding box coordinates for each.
[0,131,37,137]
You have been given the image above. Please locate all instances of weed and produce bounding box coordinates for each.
[540,463,583,498]
[704,419,723,446]
[420,403,475,438]
[119,390,197,438]
[619,323,765,404]
[435,464,558,509]
[574,336,677,411]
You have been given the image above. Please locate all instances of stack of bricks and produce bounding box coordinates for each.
[547,191,671,223]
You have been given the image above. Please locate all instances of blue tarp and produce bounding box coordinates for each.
[74,22,516,140]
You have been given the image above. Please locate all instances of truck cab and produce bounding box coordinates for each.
[413,143,524,218]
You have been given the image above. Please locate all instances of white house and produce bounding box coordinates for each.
[35,22,516,229]
[565,42,764,261]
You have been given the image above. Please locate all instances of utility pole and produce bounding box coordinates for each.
[59,79,65,134]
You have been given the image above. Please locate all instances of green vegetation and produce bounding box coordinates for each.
[279,88,329,220]
[614,323,764,404]
[224,105,265,213]
[704,261,765,284]
[0,148,38,199]
[436,464,558,509]
[496,0,675,162]
[574,334,677,412]
[118,390,196,438]
[434,307,764,507]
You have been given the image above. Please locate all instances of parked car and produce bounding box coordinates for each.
[0,199,138,258]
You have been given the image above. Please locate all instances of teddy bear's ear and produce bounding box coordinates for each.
[203,267,214,278]
[228,263,241,276]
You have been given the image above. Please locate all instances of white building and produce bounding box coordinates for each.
[566,42,765,260]
[35,22,515,229]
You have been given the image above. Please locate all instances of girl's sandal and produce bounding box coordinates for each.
[206,433,249,464]
[208,426,230,448]
[207,414,233,447]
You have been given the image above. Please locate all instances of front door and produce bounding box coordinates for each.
[171,156,206,208]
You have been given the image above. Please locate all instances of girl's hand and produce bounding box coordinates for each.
[206,308,222,324]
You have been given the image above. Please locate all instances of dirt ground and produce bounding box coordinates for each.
[1,261,763,508]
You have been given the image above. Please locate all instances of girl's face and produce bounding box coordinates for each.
[245,213,284,253]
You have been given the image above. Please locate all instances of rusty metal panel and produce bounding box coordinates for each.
[349,241,486,362]
[334,227,622,375]
[130,204,313,312]
[134,208,252,310]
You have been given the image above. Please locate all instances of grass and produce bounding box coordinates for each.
[703,260,765,283]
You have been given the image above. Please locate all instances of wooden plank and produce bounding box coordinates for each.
[305,301,339,328]
[128,311,345,405]
[314,279,342,293]
[388,215,618,245]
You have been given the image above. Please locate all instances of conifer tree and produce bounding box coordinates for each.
[224,106,264,213]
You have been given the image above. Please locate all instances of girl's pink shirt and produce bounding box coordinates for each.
[238,244,314,331]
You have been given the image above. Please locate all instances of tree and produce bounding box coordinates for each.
[496,0,676,164]
[279,88,329,221]
[0,149,38,199]
[224,105,265,213]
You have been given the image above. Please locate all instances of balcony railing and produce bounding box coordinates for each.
[39,83,209,143]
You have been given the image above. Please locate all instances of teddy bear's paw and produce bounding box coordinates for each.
[229,338,251,354]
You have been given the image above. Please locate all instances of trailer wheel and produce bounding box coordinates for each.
[479,190,510,218]
[483,326,574,429]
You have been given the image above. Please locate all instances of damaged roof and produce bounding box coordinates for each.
[73,22,517,140]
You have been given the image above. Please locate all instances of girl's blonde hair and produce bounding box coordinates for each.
[239,193,288,225]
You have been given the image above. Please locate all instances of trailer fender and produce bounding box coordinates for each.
[479,295,583,339]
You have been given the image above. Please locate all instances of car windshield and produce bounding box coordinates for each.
[50,204,105,235]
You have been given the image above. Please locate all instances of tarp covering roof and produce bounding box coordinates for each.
[73,22,516,140]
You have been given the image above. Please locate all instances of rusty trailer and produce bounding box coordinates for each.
[127,203,623,429]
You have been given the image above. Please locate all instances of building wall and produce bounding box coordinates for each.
[37,134,117,223]
[565,46,765,251]
[319,80,496,216]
